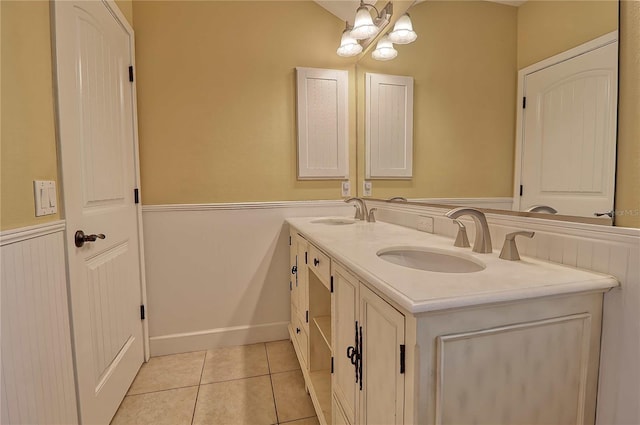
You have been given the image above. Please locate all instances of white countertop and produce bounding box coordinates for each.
[287,217,619,314]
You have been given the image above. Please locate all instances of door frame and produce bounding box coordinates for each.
[52,0,150,362]
[511,30,618,213]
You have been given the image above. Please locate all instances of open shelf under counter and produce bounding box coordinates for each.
[309,369,332,425]
[313,316,331,351]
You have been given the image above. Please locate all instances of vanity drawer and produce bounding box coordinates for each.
[308,243,331,289]
[292,313,308,369]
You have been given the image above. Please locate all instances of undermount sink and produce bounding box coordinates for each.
[311,217,357,225]
[377,247,485,273]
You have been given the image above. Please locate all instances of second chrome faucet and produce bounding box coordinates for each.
[445,207,492,253]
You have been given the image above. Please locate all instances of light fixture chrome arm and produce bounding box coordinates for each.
[444,208,492,253]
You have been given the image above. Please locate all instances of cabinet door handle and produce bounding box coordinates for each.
[314,258,320,266]
[291,265,297,275]
[358,325,363,391]
[296,327,300,334]
[347,346,357,365]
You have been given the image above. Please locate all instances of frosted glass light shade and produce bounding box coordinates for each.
[388,14,417,44]
[351,5,379,40]
[372,35,397,61]
[337,29,363,57]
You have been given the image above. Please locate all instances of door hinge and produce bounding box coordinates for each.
[330,276,334,293]
[400,344,405,374]
[306,310,309,323]
[140,304,146,320]
[134,188,140,204]
[522,96,526,109]
[331,356,334,374]
[519,185,523,196]
[305,252,308,264]
[289,235,291,246]
[129,66,134,82]
[289,281,292,291]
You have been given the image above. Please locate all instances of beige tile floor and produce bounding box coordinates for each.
[111,340,319,425]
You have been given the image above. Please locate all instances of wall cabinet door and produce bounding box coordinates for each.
[332,264,360,424]
[359,285,405,425]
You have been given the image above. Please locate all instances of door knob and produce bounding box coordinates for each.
[75,230,106,247]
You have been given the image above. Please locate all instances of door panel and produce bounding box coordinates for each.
[521,42,617,217]
[53,1,144,423]
[332,265,359,424]
[359,285,405,425]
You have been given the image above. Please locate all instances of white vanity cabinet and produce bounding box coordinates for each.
[288,220,615,425]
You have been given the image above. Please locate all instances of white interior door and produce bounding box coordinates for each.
[519,41,618,218]
[53,1,145,423]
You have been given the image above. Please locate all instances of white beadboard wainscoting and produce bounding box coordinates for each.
[141,200,353,356]
[0,221,79,425]
[368,200,640,425]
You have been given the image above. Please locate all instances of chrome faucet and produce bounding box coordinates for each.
[345,197,368,221]
[388,197,408,202]
[445,207,492,253]
[526,205,558,214]
[499,231,535,261]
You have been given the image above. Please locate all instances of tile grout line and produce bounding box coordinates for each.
[199,372,272,386]
[265,343,281,425]
[126,384,200,397]
[190,352,208,425]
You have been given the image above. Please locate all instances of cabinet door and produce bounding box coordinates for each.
[359,285,405,425]
[332,264,359,425]
[295,234,309,330]
[290,230,299,325]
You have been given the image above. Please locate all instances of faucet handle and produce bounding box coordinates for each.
[499,231,535,261]
[452,219,470,248]
[368,208,377,223]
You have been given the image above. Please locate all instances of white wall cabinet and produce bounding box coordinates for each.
[289,225,604,425]
[365,73,414,179]
[296,67,349,180]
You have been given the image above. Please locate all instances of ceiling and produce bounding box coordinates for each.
[313,0,527,25]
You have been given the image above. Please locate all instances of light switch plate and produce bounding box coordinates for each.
[417,215,434,233]
[363,181,372,197]
[33,180,57,217]
[341,181,351,197]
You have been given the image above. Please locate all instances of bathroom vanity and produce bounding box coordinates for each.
[286,217,618,425]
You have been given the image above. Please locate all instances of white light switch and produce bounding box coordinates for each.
[34,180,57,216]
[341,181,351,197]
[363,181,372,197]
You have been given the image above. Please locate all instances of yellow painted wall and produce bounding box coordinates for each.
[517,0,618,69]
[1,1,60,230]
[614,1,640,228]
[0,0,133,231]
[132,1,355,205]
[356,1,517,200]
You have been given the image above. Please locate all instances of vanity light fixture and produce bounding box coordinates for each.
[337,21,363,57]
[351,1,393,40]
[388,13,417,44]
[371,35,398,61]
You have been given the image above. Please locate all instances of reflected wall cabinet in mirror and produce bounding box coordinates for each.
[356,0,620,223]
[365,73,414,179]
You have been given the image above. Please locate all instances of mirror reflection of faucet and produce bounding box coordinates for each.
[526,205,558,214]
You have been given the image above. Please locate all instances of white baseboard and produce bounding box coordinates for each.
[149,321,290,356]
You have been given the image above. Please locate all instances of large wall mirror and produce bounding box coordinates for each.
[355,0,620,225]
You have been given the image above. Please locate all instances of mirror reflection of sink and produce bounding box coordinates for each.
[311,217,357,225]
[377,247,485,273]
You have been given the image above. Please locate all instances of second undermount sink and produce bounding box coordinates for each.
[311,217,357,225]
[377,247,485,273]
